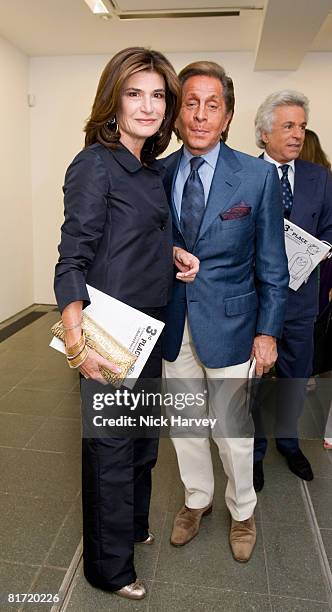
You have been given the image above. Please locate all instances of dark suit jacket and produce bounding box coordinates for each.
[261,156,332,320]
[162,142,289,368]
[54,143,173,313]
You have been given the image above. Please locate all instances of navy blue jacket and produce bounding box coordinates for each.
[54,143,173,313]
[282,159,332,320]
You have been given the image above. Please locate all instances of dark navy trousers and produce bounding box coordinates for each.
[253,317,315,462]
[82,308,163,591]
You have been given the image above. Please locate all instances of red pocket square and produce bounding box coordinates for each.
[221,202,252,220]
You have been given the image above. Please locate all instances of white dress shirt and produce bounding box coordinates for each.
[173,142,220,219]
[263,152,295,193]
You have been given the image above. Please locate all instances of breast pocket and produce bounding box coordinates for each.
[219,214,253,231]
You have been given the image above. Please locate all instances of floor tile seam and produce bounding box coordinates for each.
[0,490,79,502]
[0,411,50,420]
[269,593,331,604]
[0,559,42,568]
[36,415,81,424]
[17,568,65,612]
[39,564,69,572]
[23,421,81,451]
[50,540,83,612]
[69,378,80,393]
[0,445,65,454]
[254,517,330,528]
[42,495,82,569]
[150,579,271,597]
[149,510,168,584]
[24,419,51,451]
[0,358,45,372]
[17,385,78,393]
[162,476,179,512]
[0,388,15,400]
[257,499,272,606]
[48,393,77,417]
[301,480,332,606]
[12,362,51,389]
[25,447,81,455]
[22,564,49,610]
[0,387,68,396]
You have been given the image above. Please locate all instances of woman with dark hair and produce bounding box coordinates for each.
[300,129,331,171]
[54,47,198,599]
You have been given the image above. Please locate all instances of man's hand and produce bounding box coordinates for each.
[251,334,277,377]
[173,247,200,283]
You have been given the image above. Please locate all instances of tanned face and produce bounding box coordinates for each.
[175,75,232,155]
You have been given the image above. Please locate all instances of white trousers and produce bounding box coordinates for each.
[163,319,257,521]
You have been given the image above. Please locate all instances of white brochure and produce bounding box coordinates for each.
[49,284,164,388]
[284,219,330,291]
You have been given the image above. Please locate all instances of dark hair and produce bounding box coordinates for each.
[300,129,331,171]
[176,60,235,142]
[84,47,181,163]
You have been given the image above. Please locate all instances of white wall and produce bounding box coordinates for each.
[0,36,33,321]
[28,51,332,304]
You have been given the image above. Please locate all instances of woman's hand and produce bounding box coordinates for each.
[79,348,121,384]
[173,247,200,283]
[62,301,121,384]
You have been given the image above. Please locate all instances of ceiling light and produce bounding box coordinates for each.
[84,0,110,15]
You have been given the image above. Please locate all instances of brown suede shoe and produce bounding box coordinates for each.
[170,504,212,546]
[229,515,256,562]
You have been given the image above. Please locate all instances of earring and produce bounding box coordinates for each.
[157,117,165,139]
[106,116,119,134]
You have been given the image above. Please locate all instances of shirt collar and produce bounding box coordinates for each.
[181,141,220,170]
[263,151,295,173]
[112,142,161,174]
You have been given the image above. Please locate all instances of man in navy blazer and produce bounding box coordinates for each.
[162,61,289,562]
[253,90,332,491]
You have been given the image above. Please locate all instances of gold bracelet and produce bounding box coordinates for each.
[63,317,83,331]
[67,345,90,369]
[65,332,86,359]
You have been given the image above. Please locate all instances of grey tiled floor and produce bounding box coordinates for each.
[0,309,80,611]
[0,309,331,611]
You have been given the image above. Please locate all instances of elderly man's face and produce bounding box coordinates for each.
[262,105,306,164]
[175,75,232,155]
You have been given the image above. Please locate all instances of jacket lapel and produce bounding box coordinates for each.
[197,142,242,241]
[163,149,182,233]
[291,159,317,229]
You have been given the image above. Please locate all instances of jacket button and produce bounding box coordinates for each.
[160,223,166,231]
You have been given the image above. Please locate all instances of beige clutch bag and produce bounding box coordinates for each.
[51,312,137,387]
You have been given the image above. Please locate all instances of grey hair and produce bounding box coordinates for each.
[255,90,309,149]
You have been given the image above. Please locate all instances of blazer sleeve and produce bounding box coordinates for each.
[54,147,109,313]
[316,168,332,246]
[254,165,290,338]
